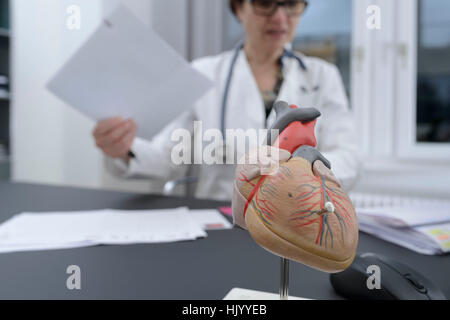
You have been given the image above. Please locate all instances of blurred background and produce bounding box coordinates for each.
[0,0,449,200]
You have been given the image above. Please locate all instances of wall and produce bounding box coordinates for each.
[12,0,104,189]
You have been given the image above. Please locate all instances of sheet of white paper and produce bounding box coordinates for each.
[188,209,233,230]
[0,208,207,254]
[0,241,98,254]
[47,4,213,140]
[357,204,450,227]
[416,222,450,253]
[92,208,207,244]
[223,288,309,300]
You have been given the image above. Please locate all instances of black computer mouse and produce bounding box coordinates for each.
[330,253,447,300]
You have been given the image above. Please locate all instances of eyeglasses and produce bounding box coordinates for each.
[249,0,309,17]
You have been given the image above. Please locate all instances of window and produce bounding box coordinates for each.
[222,6,243,51]
[293,0,353,99]
[350,0,450,197]
[416,0,450,143]
[395,0,450,160]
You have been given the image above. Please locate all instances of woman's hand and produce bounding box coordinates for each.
[92,117,136,163]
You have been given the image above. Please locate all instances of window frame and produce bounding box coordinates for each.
[353,0,450,165]
[352,0,450,196]
[395,0,450,160]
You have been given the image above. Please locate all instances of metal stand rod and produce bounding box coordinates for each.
[280,257,290,300]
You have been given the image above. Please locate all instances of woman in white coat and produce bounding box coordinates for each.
[92,0,360,201]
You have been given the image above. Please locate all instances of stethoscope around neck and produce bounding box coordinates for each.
[220,43,309,138]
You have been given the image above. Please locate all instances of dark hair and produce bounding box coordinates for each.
[229,0,245,16]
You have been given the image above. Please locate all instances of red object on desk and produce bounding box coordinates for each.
[218,206,233,217]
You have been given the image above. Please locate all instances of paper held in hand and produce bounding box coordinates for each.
[47,4,213,140]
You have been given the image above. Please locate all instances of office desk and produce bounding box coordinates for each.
[0,182,449,300]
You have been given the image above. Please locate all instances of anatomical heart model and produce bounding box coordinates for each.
[232,101,358,273]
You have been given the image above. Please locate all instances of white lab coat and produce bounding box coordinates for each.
[105,49,360,200]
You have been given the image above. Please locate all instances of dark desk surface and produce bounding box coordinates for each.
[0,182,449,300]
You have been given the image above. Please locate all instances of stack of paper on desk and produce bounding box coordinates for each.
[357,204,450,255]
[0,208,231,254]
